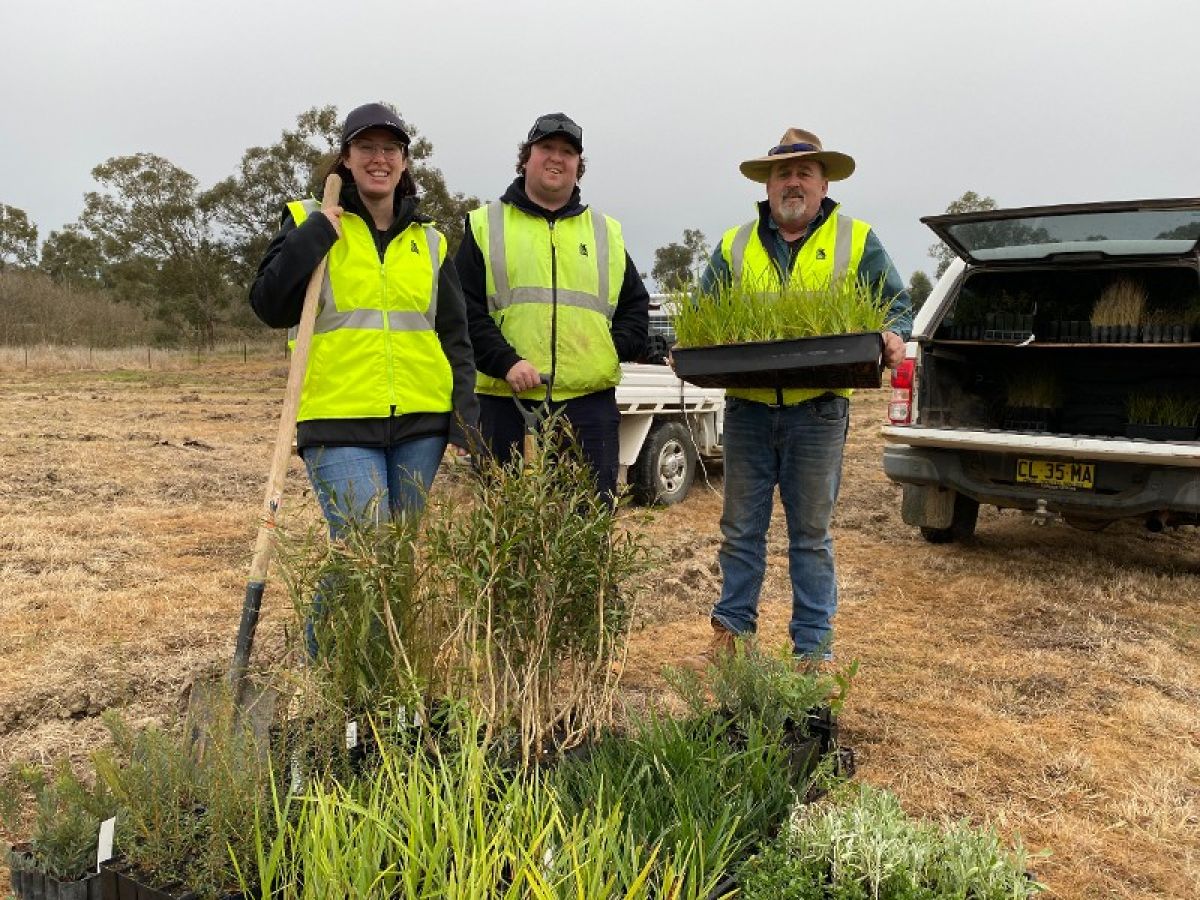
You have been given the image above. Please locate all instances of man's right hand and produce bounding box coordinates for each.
[505,360,543,393]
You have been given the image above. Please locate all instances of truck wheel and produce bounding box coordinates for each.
[919,493,979,543]
[631,420,697,506]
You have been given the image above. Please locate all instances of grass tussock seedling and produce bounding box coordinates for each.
[737,782,1045,899]
[1126,392,1200,428]
[670,275,896,349]
[426,421,647,763]
[238,710,736,900]
[551,712,795,894]
[1091,277,1147,327]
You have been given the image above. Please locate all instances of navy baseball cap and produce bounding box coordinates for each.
[341,103,411,145]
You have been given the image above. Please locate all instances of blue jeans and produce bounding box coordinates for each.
[712,395,849,658]
[301,438,447,537]
[300,437,446,656]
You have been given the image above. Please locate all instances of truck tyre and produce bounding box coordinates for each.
[919,493,979,544]
[632,420,697,506]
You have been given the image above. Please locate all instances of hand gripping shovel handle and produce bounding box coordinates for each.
[229,174,342,697]
[513,373,553,462]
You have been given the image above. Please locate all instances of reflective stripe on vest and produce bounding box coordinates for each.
[284,199,453,420]
[468,200,623,400]
[719,206,872,404]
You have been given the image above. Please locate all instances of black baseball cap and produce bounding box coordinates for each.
[526,113,583,152]
[341,103,411,145]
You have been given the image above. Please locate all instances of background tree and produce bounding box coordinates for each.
[0,203,38,270]
[78,153,235,347]
[908,270,933,311]
[204,104,479,287]
[651,228,709,291]
[39,225,106,287]
[928,191,997,277]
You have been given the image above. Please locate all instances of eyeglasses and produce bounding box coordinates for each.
[349,140,406,159]
[769,142,818,155]
[529,116,582,143]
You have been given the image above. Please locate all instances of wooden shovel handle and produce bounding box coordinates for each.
[230,174,341,690]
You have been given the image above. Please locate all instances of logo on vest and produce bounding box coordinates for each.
[579,243,589,257]
[410,240,419,254]
[815,248,827,260]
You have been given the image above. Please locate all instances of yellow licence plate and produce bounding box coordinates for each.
[1015,459,1095,489]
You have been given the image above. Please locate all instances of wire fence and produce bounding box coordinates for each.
[0,340,289,372]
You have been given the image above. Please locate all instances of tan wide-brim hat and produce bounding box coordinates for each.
[739,127,856,183]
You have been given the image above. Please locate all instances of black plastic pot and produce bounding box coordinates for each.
[1002,406,1058,433]
[1125,423,1198,442]
[673,332,884,390]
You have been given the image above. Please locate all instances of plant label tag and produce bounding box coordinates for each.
[397,705,408,728]
[289,751,303,795]
[345,720,358,749]
[413,708,424,727]
[97,816,116,871]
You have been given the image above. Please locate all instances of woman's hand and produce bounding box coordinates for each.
[321,205,344,239]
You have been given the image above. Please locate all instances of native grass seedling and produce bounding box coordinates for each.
[1091,277,1147,327]
[237,711,736,900]
[1126,392,1200,428]
[737,782,1045,899]
[670,275,896,349]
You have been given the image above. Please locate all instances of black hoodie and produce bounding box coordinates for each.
[249,182,479,449]
[454,177,650,383]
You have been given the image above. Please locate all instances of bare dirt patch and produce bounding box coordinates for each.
[1,362,1197,898]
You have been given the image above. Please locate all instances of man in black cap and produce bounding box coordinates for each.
[455,113,649,499]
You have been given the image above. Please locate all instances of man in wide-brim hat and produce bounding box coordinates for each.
[690,126,912,670]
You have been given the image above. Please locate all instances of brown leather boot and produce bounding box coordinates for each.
[680,620,738,671]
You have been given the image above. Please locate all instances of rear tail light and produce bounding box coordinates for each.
[888,358,915,424]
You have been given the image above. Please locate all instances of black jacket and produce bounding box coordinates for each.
[454,177,650,382]
[249,183,479,449]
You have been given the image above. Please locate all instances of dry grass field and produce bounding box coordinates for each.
[1,357,1197,898]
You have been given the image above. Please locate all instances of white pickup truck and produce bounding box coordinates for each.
[882,198,1200,540]
[617,362,724,504]
[617,296,725,505]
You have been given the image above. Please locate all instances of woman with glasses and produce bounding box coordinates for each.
[250,101,478,552]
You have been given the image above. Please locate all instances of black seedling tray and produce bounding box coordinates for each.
[673,332,884,389]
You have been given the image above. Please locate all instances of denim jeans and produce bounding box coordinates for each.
[476,389,620,500]
[300,437,446,656]
[712,395,849,658]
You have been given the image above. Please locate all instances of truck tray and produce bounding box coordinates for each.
[673,332,883,389]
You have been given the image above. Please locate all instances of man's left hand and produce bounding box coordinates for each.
[882,331,907,369]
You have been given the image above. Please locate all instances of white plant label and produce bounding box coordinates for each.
[97,816,116,871]
[289,751,303,795]
[346,720,359,749]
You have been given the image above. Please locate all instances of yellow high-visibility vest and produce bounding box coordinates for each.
[718,205,871,405]
[287,199,452,421]
[469,200,624,400]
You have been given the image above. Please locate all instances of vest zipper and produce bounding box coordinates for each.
[548,220,558,395]
[380,256,399,414]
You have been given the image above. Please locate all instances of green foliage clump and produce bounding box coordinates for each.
[427,423,646,761]
[0,759,119,880]
[738,783,1045,899]
[238,711,736,900]
[1004,371,1062,410]
[92,699,278,898]
[671,276,896,349]
[1126,392,1200,428]
[666,640,852,733]
[552,713,796,892]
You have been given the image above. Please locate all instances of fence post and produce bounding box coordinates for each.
[243,341,247,364]
[147,347,152,369]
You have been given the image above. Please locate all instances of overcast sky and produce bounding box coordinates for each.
[3,0,1198,287]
